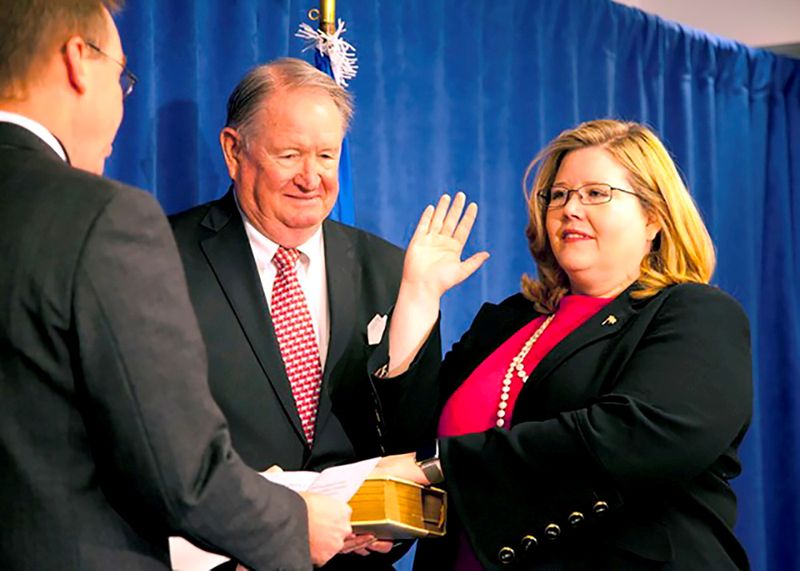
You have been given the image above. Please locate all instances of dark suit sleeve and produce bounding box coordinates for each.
[367,310,443,454]
[439,285,752,567]
[72,188,311,570]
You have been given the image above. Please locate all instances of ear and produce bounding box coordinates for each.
[219,127,243,181]
[645,214,661,242]
[62,36,91,95]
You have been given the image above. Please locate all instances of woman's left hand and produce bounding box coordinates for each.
[370,452,430,486]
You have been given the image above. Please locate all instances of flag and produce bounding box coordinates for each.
[297,20,357,225]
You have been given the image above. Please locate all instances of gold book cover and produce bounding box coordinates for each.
[348,476,447,540]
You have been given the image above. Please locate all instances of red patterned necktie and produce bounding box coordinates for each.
[271,247,322,444]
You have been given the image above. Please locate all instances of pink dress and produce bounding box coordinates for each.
[437,294,613,570]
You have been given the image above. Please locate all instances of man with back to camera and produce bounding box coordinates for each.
[0,1,352,568]
[169,58,488,568]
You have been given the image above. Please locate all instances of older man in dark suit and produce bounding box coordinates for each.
[0,2,352,569]
[169,58,488,568]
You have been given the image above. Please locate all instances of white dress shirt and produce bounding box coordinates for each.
[0,111,67,162]
[238,205,331,370]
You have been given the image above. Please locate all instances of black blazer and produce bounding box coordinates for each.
[0,124,310,570]
[169,192,441,569]
[416,283,752,570]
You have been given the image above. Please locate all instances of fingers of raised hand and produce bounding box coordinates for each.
[452,200,478,246]
[440,191,467,237]
[462,251,490,278]
[428,194,452,234]
[412,204,435,240]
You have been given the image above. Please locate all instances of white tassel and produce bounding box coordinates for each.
[296,19,358,87]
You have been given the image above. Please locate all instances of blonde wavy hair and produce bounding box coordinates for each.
[522,119,716,313]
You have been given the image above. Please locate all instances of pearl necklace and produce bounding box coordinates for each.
[496,313,555,428]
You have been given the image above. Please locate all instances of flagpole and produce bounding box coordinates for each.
[319,0,336,34]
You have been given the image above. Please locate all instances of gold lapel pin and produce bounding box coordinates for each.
[602,315,618,326]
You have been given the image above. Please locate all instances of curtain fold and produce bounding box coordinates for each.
[107,1,800,568]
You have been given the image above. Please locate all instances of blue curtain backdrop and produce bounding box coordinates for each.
[108,1,800,569]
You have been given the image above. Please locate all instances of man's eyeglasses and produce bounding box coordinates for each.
[538,183,640,209]
[86,41,137,99]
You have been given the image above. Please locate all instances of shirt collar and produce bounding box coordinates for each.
[234,191,325,267]
[0,111,68,162]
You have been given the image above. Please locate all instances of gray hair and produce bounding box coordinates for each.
[225,57,353,141]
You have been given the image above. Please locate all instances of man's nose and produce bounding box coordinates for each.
[294,160,322,190]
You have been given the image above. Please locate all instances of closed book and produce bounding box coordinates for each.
[348,476,447,540]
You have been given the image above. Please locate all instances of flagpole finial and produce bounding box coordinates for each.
[297,1,357,87]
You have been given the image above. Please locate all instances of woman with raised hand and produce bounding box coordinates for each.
[379,119,752,570]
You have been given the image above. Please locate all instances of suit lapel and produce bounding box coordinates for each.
[199,190,306,442]
[315,220,360,437]
[529,289,638,385]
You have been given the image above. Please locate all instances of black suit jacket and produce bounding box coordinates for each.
[416,283,752,570]
[169,191,440,568]
[0,123,310,570]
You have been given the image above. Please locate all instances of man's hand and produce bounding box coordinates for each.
[299,492,352,566]
[340,533,394,556]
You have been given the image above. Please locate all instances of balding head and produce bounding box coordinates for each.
[225,57,354,145]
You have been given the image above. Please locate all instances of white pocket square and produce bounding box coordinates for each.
[367,313,388,346]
